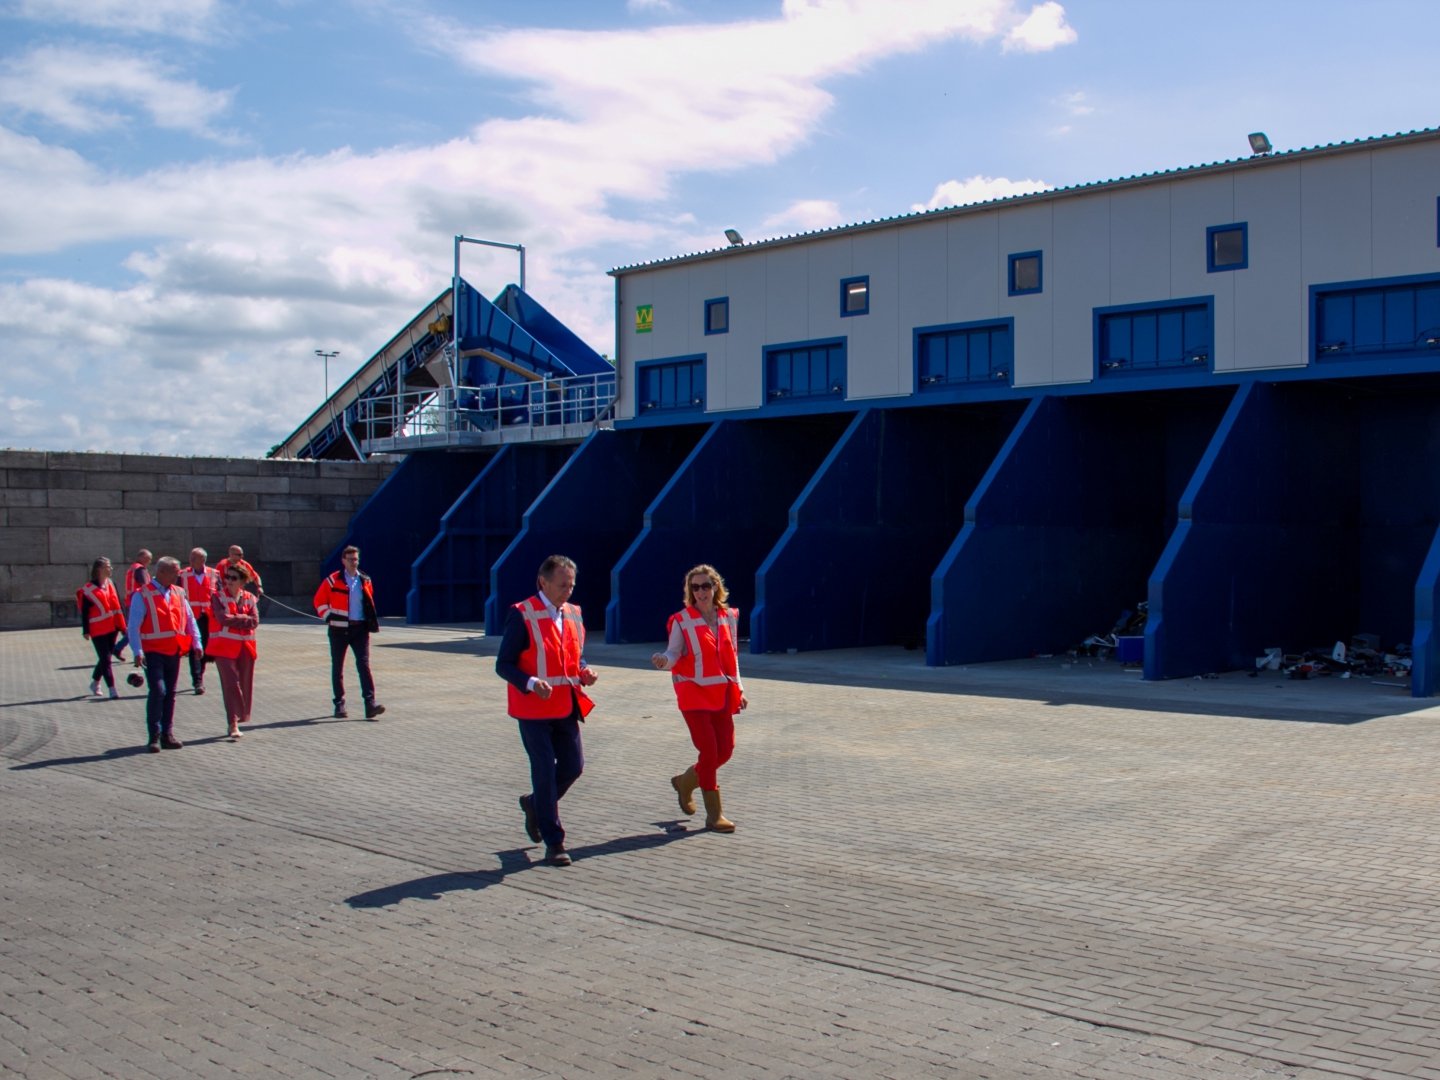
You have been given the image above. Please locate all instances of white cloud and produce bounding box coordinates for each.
[9,0,222,40]
[1061,90,1092,115]
[627,0,678,12]
[1003,1,1077,52]
[763,199,844,232]
[0,46,235,137]
[0,0,1078,455]
[911,174,1050,212]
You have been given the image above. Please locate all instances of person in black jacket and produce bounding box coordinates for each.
[313,545,385,720]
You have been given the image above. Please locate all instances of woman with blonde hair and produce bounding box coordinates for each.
[651,564,747,831]
[207,560,260,740]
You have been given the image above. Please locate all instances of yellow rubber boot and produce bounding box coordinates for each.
[701,788,735,833]
[671,766,699,816]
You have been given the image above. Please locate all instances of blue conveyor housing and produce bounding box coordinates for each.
[321,449,491,616]
[484,426,707,634]
[928,389,1229,666]
[606,415,851,644]
[406,443,575,624]
[751,403,1023,653]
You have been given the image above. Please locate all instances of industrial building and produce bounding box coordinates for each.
[274,126,1440,695]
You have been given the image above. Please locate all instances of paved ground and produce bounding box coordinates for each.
[3,619,1440,1080]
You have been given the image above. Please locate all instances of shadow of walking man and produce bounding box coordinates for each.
[345,827,696,908]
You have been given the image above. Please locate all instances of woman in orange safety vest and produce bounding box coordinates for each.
[651,563,748,832]
[207,561,260,741]
[76,556,125,699]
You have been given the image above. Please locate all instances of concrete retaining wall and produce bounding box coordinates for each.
[0,451,395,629]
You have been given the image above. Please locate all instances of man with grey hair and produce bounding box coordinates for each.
[129,556,203,752]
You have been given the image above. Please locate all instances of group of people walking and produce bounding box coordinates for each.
[496,556,745,866]
[78,543,743,861]
[78,544,263,749]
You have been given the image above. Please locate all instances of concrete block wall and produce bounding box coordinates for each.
[0,451,396,629]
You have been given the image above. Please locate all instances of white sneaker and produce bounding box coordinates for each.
[89,680,102,696]
[108,686,120,699]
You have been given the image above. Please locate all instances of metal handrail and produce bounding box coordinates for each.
[352,371,617,447]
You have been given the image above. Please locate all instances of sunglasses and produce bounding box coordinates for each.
[690,581,714,591]
[225,574,241,581]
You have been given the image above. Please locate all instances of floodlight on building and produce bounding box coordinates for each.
[1248,132,1273,155]
[725,229,743,246]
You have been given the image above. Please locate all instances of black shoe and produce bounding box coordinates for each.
[193,682,205,696]
[334,704,348,718]
[519,794,541,843]
[113,650,127,661]
[545,843,571,867]
[365,703,385,721]
[160,735,183,750]
[146,741,161,754]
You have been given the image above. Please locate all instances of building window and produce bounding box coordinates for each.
[637,356,705,413]
[1096,298,1213,377]
[704,297,729,335]
[766,339,846,401]
[916,320,1014,389]
[1207,223,1248,272]
[1008,251,1042,296]
[1313,276,1440,363]
[841,276,869,317]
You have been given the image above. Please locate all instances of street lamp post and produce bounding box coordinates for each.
[314,349,339,401]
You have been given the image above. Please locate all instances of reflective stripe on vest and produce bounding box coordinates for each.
[80,581,122,633]
[125,564,145,602]
[671,607,740,688]
[179,566,218,613]
[208,592,257,657]
[138,583,191,654]
[519,599,586,685]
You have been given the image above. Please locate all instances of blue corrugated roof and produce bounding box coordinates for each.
[610,126,1440,276]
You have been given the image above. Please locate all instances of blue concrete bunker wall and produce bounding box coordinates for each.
[606,414,852,644]
[928,388,1231,666]
[407,443,574,624]
[751,402,1025,654]
[1147,375,1440,683]
[485,426,707,633]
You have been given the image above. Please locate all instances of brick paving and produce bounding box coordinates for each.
[3,620,1439,1079]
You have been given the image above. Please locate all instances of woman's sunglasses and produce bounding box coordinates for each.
[690,581,714,592]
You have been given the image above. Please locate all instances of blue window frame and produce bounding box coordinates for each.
[1008,251,1042,296]
[637,355,705,413]
[765,338,846,402]
[840,276,869,317]
[1312,273,1440,363]
[914,319,1014,389]
[1095,297,1213,378]
[704,297,728,335]
[1207,222,1248,272]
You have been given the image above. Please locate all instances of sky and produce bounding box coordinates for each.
[1,0,1438,457]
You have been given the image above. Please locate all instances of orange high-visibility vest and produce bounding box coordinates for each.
[667,605,742,713]
[135,582,193,656]
[75,580,125,636]
[313,570,374,628]
[179,565,219,619]
[508,595,594,721]
[206,591,258,660]
[124,562,148,605]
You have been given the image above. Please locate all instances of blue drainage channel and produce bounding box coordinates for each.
[322,449,491,616]
[606,414,852,645]
[485,426,709,634]
[927,388,1232,668]
[752,403,1024,654]
[407,444,575,624]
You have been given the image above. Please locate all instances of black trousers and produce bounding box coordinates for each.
[188,614,211,684]
[89,632,117,687]
[144,652,182,741]
[329,626,376,706]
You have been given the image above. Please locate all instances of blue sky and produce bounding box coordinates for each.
[1,0,1437,455]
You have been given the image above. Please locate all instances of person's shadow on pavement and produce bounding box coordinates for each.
[345,828,697,908]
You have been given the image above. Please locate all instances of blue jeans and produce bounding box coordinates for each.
[517,716,584,847]
[144,651,182,741]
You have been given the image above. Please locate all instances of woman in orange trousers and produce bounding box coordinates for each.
[651,564,747,831]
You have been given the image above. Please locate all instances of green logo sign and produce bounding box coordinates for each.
[635,304,653,334]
